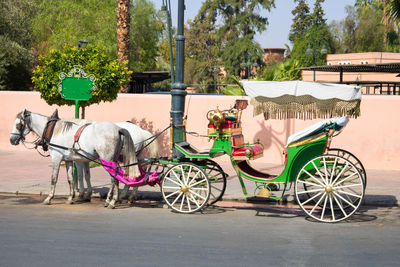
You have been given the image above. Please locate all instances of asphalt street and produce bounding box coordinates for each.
[0,194,399,267]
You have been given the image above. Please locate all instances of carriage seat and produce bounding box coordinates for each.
[232,134,264,160]
[285,116,349,148]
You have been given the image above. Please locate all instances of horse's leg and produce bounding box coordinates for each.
[105,176,114,207]
[83,162,92,201]
[65,161,75,204]
[108,179,119,209]
[75,162,85,201]
[43,159,62,205]
[128,187,139,204]
[120,184,130,201]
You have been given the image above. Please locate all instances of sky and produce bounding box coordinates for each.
[151,0,356,48]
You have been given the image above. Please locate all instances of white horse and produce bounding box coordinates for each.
[71,120,159,205]
[10,109,140,208]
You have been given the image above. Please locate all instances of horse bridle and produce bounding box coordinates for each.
[11,112,33,142]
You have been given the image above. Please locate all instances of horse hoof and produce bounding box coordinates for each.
[107,203,116,209]
[66,199,74,205]
[104,199,110,207]
[43,199,51,205]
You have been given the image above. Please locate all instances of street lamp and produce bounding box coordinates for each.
[209,66,221,93]
[77,40,89,50]
[241,54,258,79]
[306,42,328,81]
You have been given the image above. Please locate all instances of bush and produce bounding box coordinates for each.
[32,45,132,106]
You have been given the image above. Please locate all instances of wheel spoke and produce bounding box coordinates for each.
[311,161,327,185]
[188,170,202,186]
[334,172,359,186]
[323,157,329,185]
[165,189,181,199]
[334,183,363,190]
[333,194,348,217]
[330,156,338,180]
[165,177,183,187]
[303,169,326,186]
[189,194,200,208]
[301,191,324,206]
[333,191,357,209]
[189,189,207,201]
[329,194,335,221]
[163,186,181,190]
[297,179,324,188]
[190,178,207,187]
[186,194,191,212]
[297,188,325,195]
[336,189,362,199]
[331,162,349,185]
[171,192,183,206]
[310,192,326,214]
[320,193,329,220]
[180,194,186,211]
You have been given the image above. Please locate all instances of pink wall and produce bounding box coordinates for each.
[1,91,399,170]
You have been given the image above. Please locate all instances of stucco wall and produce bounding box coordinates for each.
[1,91,399,170]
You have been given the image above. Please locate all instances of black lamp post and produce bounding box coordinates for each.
[209,66,221,93]
[77,40,89,50]
[170,0,186,157]
[306,41,328,81]
[241,54,258,79]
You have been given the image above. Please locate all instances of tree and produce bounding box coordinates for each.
[0,0,36,90]
[190,0,275,78]
[290,0,333,67]
[289,0,311,43]
[31,0,117,57]
[117,0,131,93]
[130,0,164,72]
[330,5,385,53]
[32,45,132,106]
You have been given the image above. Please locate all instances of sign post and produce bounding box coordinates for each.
[58,65,96,189]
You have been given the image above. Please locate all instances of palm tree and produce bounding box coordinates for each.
[117,0,130,93]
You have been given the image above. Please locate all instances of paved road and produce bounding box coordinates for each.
[0,194,399,267]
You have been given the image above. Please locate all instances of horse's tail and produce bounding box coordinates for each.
[142,130,160,158]
[119,128,141,178]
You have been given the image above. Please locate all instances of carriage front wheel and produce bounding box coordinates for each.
[295,154,364,223]
[161,163,211,213]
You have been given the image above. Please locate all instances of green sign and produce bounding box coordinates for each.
[58,65,96,101]
[61,77,93,101]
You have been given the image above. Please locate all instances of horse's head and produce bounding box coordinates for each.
[10,109,32,145]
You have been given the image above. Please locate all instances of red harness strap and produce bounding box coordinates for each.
[74,123,91,143]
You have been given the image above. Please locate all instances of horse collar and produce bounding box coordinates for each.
[73,123,92,147]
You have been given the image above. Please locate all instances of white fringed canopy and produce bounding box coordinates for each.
[242,81,362,120]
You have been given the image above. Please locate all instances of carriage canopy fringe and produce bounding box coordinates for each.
[242,81,362,120]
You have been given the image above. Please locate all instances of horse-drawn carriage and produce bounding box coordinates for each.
[10,78,365,223]
[10,0,365,222]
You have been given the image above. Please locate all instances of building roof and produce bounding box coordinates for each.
[300,62,400,73]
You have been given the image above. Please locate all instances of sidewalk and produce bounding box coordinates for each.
[1,149,399,206]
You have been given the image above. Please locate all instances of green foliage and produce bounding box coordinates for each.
[289,0,311,43]
[187,0,275,83]
[31,0,117,57]
[0,0,36,90]
[221,75,245,96]
[289,0,333,67]
[257,60,301,81]
[330,5,385,53]
[32,45,132,106]
[130,0,164,72]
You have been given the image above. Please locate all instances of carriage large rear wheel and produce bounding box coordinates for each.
[201,159,227,205]
[328,148,367,189]
[295,154,364,223]
[161,163,210,213]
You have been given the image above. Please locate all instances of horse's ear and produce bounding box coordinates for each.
[51,109,59,119]
[23,108,30,117]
